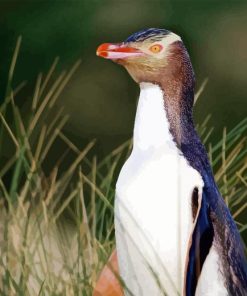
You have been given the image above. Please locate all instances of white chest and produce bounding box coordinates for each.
[115,149,203,295]
[114,83,204,295]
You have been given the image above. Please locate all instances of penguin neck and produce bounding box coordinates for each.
[132,80,213,186]
[133,82,179,151]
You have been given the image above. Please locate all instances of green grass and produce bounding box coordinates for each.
[0,40,246,295]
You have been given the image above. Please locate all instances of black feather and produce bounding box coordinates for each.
[125,28,170,43]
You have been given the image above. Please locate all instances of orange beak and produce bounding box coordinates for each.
[96,43,144,60]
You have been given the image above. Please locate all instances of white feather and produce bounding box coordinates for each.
[115,83,204,295]
[196,245,228,296]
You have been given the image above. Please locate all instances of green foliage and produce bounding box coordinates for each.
[0,41,246,295]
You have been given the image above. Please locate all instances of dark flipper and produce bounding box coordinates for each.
[181,132,247,296]
[185,184,247,296]
[185,190,214,296]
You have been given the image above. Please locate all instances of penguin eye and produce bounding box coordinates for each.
[149,44,163,53]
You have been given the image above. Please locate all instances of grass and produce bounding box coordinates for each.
[0,40,246,295]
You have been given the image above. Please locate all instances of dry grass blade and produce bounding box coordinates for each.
[215,137,246,181]
[53,190,78,222]
[46,106,65,135]
[194,78,208,104]
[81,173,113,210]
[0,110,19,149]
[58,140,96,186]
[28,71,66,134]
[32,73,43,111]
[7,36,22,91]
[233,203,247,219]
[39,57,60,97]
[1,81,27,112]
[58,131,80,155]
[48,60,82,108]
[40,114,69,162]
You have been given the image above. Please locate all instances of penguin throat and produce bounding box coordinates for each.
[133,82,179,151]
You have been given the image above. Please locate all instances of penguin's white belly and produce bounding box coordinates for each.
[115,149,203,296]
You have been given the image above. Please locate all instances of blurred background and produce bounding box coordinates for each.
[0,0,247,154]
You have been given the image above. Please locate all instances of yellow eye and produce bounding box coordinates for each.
[149,44,163,53]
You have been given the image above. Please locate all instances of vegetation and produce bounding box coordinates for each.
[0,40,246,295]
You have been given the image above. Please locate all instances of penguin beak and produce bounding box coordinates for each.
[96,43,144,60]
